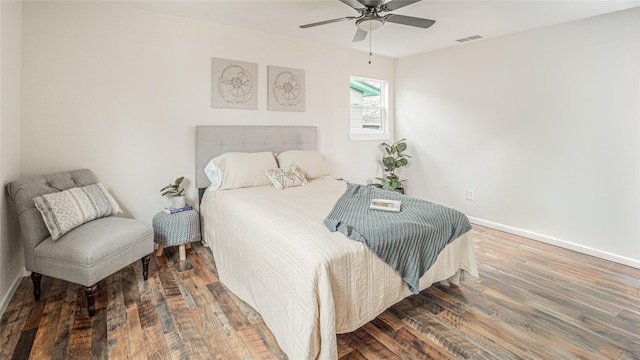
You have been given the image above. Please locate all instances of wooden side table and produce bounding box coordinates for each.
[152,209,200,261]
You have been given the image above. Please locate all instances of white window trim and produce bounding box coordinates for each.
[349,76,390,142]
[349,131,391,141]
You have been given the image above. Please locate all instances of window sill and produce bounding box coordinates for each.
[349,132,391,142]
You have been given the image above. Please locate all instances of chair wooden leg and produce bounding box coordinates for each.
[142,255,151,281]
[30,272,42,301]
[85,284,98,317]
[179,245,187,261]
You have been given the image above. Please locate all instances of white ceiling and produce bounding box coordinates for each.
[117,0,639,58]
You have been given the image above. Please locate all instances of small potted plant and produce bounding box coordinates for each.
[160,176,186,208]
[374,138,410,194]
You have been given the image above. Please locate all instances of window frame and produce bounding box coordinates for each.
[349,75,390,141]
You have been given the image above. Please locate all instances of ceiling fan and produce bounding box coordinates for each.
[299,0,435,42]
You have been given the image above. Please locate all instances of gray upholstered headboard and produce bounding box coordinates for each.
[195,126,318,189]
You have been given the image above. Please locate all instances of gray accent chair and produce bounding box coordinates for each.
[6,169,154,317]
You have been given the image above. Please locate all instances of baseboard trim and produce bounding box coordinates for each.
[0,268,28,318]
[468,217,640,269]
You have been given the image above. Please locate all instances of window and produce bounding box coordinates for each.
[349,76,389,141]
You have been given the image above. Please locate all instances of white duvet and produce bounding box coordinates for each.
[200,178,478,360]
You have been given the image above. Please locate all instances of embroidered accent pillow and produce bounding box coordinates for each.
[265,166,308,190]
[33,183,123,241]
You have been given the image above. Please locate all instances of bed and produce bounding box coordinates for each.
[195,126,479,360]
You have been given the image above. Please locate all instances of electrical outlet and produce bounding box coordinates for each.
[466,190,475,201]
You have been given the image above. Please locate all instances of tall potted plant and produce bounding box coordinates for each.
[374,138,410,193]
[160,176,186,208]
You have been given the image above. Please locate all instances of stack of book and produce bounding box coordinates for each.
[163,205,192,214]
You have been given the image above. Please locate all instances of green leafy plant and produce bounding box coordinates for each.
[160,176,185,197]
[374,138,411,192]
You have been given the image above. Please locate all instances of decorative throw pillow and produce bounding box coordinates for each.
[265,166,308,190]
[33,183,123,241]
[276,150,329,180]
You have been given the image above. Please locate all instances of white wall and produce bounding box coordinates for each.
[20,1,394,223]
[1,0,24,315]
[396,8,640,266]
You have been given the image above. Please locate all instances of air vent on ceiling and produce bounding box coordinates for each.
[456,35,484,43]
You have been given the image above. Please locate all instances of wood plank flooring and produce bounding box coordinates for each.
[2,225,639,359]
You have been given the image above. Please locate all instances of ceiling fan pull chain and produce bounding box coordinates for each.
[368,23,373,64]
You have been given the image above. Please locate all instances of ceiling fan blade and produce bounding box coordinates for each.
[381,0,422,12]
[352,27,368,42]
[384,14,435,29]
[300,16,356,28]
[339,0,365,10]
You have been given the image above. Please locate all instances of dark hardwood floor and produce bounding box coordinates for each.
[2,225,639,359]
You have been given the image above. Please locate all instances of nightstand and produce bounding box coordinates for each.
[152,209,200,261]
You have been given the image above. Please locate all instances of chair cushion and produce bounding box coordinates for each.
[33,216,154,286]
[33,183,123,240]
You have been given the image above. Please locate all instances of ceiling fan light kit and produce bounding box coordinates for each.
[356,17,384,31]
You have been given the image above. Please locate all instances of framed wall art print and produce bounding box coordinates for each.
[267,65,305,112]
[211,58,258,110]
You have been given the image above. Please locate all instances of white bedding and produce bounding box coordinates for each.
[200,178,479,360]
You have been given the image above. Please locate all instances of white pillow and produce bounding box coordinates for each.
[276,150,329,180]
[265,166,308,190]
[204,159,223,191]
[207,151,277,190]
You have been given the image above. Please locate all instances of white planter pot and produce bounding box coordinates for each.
[171,196,186,208]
